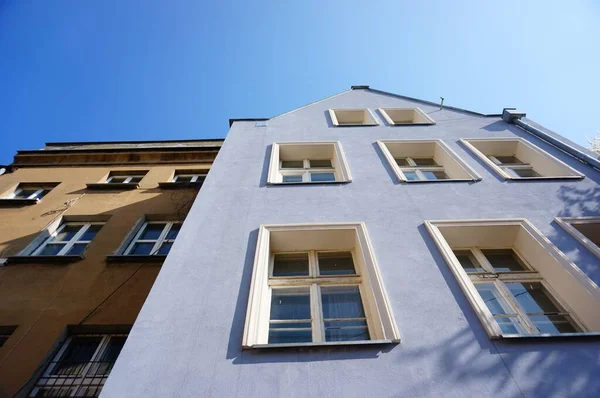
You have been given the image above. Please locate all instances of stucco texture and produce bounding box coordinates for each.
[102,89,600,398]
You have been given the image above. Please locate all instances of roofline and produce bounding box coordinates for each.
[45,138,224,147]
[229,118,270,127]
[16,146,220,156]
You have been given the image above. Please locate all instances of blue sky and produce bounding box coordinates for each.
[1,1,599,163]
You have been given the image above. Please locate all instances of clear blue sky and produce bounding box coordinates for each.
[1,1,599,164]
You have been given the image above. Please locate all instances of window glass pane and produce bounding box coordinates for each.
[38,243,66,256]
[53,336,103,376]
[270,288,311,320]
[506,282,567,317]
[494,316,526,335]
[34,387,76,397]
[403,171,419,181]
[481,249,527,272]
[272,253,309,277]
[309,159,333,168]
[510,167,541,178]
[157,242,173,255]
[412,158,438,166]
[140,224,166,240]
[53,225,82,242]
[395,158,410,166]
[35,189,49,200]
[66,243,88,256]
[475,283,514,316]
[268,323,312,344]
[14,189,39,199]
[324,320,369,342]
[129,176,143,183]
[93,336,126,376]
[318,252,355,276]
[422,170,448,180]
[165,224,181,240]
[107,176,127,183]
[175,175,193,182]
[529,315,577,334]
[494,156,524,165]
[281,160,304,169]
[321,286,365,319]
[282,175,303,183]
[453,250,484,273]
[80,224,102,241]
[310,172,335,182]
[130,242,154,255]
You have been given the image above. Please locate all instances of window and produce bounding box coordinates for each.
[124,221,181,256]
[243,223,400,348]
[28,331,127,397]
[31,223,103,257]
[461,138,583,180]
[172,170,206,183]
[267,142,352,184]
[328,109,378,126]
[377,140,481,182]
[555,217,600,259]
[378,108,435,125]
[105,172,145,184]
[7,184,54,200]
[0,326,17,347]
[425,219,600,338]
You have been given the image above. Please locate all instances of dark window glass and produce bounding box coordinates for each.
[176,175,194,182]
[309,159,333,168]
[80,225,102,241]
[481,249,527,272]
[494,156,524,165]
[128,176,143,183]
[321,286,369,342]
[310,173,335,182]
[66,243,88,256]
[269,288,312,344]
[422,170,448,180]
[108,176,127,184]
[282,175,303,183]
[453,250,484,273]
[38,243,66,256]
[272,253,309,277]
[140,224,165,240]
[157,242,172,255]
[403,171,419,181]
[130,242,154,255]
[165,224,181,240]
[511,168,541,178]
[395,158,410,166]
[412,158,438,167]
[53,336,102,376]
[54,225,82,242]
[281,160,304,169]
[318,252,355,276]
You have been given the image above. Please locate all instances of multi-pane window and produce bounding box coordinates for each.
[268,250,370,344]
[172,171,206,183]
[105,173,145,184]
[395,157,448,181]
[555,217,600,259]
[280,159,336,183]
[454,248,578,335]
[28,332,127,397]
[488,155,541,178]
[8,184,53,200]
[124,222,181,256]
[32,223,103,256]
[328,109,378,126]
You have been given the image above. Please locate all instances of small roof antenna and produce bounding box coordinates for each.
[439,97,444,110]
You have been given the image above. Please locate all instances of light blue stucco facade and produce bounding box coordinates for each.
[102,88,600,398]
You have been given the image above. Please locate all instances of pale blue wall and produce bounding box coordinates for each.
[102,89,600,398]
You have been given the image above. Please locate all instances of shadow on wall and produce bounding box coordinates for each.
[225,229,396,364]
[418,224,600,398]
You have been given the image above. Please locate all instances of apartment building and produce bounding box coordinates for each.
[102,87,600,397]
[0,139,222,397]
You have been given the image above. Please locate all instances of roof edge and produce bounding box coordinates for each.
[45,138,224,147]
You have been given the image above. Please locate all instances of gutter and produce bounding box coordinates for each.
[502,108,600,172]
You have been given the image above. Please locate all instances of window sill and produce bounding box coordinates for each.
[497,332,600,341]
[106,255,166,263]
[246,339,399,350]
[0,198,40,206]
[333,124,378,127]
[389,123,435,126]
[402,179,479,183]
[86,183,139,190]
[5,255,83,265]
[268,181,351,186]
[158,181,203,190]
[504,176,584,181]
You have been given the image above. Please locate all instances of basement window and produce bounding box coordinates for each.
[555,217,600,259]
[425,218,600,338]
[377,140,481,182]
[28,330,128,397]
[460,138,583,180]
[379,108,435,125]
[242,222,400,348]
[267,142,352,184]
[328,109,378,126]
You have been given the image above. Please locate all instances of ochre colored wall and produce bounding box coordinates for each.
[0,163,206,397]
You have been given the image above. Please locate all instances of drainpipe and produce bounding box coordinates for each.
[502,108,600,172]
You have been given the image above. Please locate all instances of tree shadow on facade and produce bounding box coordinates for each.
[418,223,600,398]
[226,229,396,364]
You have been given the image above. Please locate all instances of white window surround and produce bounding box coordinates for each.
[123,221,181,256]
[30,222,103,257]
[460,138,584,180]
[425,218,600,339]
[377,139,481,183]
[328,109,379,126]
[242,222,400,348]
[267,142,352,184]
[378,108,435,125]
[555,217,600,260]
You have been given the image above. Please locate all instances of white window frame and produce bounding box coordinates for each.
[105,174,144,184]
[377,139,481,183]
[9,187,47,200]
[243,222,400,348]
[393,156,448,181]
[425,218,600,339]
[555,217,600,259]
[267,141,352,184]
[31,222,103,256]
[124,221,181,256]
[29,332,126,397]
[378,108,435,125]
[172,173,205,183]
[460,138,584,180]
[328,108,379,126]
